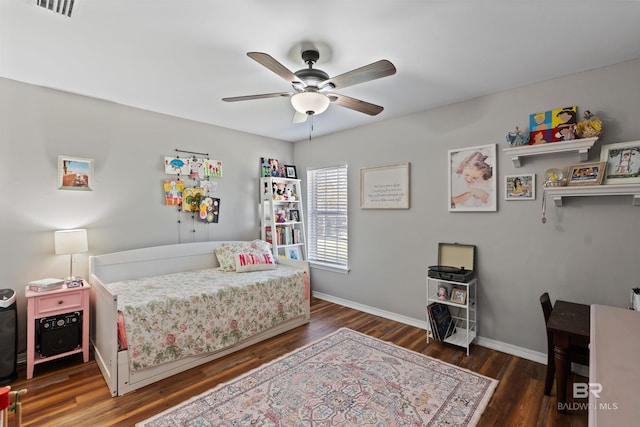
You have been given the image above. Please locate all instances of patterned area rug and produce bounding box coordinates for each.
[138,328,498,426]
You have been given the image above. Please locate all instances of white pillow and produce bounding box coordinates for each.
[214,240,273,271]
[235,252,277,272]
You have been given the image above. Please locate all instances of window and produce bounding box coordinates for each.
[306,165,349,272]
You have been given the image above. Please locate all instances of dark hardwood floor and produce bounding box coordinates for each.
[7,297,588,426]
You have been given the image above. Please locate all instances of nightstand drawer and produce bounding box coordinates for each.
[35,291,83,315]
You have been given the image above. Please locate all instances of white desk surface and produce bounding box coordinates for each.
[589,304,640,427]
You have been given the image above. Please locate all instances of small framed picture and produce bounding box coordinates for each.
[450,288,467,305]
[58,155,94,191]
[285,247,301,260]
[566,161,606,186]
[289,209,300,222]
[285,165,297,179]
[505,174,535,200]
[261,157,284,177]
[599,140,640,184]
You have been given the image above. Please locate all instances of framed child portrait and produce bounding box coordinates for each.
[448,144,497,211]
[599,140,640,184]
[505,174,535,201]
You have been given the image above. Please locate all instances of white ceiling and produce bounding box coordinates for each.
[2,1,640,142]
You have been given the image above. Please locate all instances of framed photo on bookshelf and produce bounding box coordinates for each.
[285,247,301,260]
[261,157,284,177]
[289,209,300,221]
[284,165,297,179]
[450,288,467,305]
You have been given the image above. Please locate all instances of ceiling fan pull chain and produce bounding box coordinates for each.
[309,113,314,140]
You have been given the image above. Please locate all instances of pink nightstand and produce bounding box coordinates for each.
[25,281,90,379]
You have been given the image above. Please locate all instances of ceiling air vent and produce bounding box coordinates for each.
[36,0,75,18]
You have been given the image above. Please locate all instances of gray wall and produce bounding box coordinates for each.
[0,78,294,353]
[2,58,639,360]
[294,58,640,354]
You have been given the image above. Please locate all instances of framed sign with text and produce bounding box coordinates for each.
[360,162,410,209]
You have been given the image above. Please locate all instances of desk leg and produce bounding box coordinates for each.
[554,334,570,413]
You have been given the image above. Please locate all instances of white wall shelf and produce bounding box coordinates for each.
[544,183,640,206]
[503,137,598,167]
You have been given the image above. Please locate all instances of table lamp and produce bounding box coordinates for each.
[54,229,88,280]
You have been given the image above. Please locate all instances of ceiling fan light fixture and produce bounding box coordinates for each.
[291,92,330,115]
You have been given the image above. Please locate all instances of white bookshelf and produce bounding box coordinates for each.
[260,177,307,261]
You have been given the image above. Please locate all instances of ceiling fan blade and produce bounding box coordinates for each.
[222,92,293,102]
[247,52,304,86]
[329,94,384,116]
[292,111,309,123]
[320,60,396,90]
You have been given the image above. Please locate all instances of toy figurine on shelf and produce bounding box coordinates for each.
[576,110,603,138]
[505,126,530,146]
[438,285,448,300]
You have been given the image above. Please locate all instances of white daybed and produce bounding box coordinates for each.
[89,241,310,397]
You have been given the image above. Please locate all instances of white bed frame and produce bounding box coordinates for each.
[89,241,310,397]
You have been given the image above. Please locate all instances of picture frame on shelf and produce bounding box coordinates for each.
[285,247,301,260]
[448,144,496,211]
[599,140,640,184]
[260,157,284,177]
[529,106,577,143]
[566,161,606,186]
[505,174,535,201]
[450,288,467,305]
[58,155,94,191]
[284,165,297,179]
[289,209,300,222]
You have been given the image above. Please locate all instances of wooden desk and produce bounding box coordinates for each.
[589,305,640,426]
[546,300,590,411]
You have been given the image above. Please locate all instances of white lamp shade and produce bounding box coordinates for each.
[55,229,88,255]
[291,92,330,115]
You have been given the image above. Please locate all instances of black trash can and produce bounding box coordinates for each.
[0,289,17,385]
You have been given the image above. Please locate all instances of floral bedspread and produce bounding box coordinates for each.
[104,266,308,371]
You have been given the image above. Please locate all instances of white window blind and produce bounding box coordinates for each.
[307,165,348,270]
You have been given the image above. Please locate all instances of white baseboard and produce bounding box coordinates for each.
[313,291,547,365]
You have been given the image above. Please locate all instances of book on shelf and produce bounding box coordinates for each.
[275,224,299,245]
[427,302,456,341]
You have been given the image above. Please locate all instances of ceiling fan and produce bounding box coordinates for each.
[222,50,396,123]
